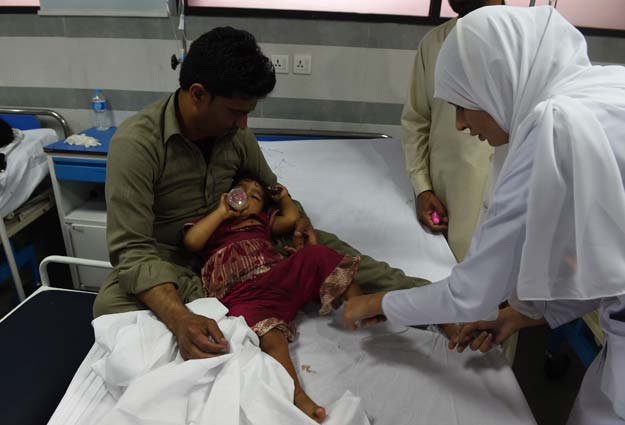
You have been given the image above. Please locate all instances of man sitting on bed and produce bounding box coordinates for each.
[93,27,428,360]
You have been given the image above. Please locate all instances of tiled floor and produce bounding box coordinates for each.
[513,325,587,425]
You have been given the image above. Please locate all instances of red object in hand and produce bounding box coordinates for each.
[431,211,441,225]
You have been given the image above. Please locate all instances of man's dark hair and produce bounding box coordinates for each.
[449,0,501,17]
[179,26,276,99]
[0,118,14,148]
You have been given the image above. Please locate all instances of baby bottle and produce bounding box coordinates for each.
[227,187,248,210]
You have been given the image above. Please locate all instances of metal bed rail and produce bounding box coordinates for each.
[251,128,391,139]
[0,107,71,139]
[39,255,112,287]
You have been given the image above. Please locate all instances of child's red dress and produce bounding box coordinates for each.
[189,211,359,339]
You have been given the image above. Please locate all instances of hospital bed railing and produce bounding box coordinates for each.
[39,255,112,288]
[252,128,391,140]
[0,107,71,139]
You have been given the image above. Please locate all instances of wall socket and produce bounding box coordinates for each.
[293,54,312,75]
[270,54,289,74]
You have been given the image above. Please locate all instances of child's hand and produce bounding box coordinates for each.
[269,184,289,201]
[218,193,244,219]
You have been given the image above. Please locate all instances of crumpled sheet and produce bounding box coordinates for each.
[48,298,370,425]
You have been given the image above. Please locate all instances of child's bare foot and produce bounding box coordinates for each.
[294,389,326,423]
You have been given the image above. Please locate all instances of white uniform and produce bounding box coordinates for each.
[381,6,625,423]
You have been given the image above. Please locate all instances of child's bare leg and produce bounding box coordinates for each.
[260,329,326,423]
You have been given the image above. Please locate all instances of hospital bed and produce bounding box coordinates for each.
[0,107,70,302]
[1,135,537,425]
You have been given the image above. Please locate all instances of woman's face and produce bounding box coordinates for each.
[454,106,509,147]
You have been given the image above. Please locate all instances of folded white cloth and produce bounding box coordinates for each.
[64,134,102,147]
[89,298,370,425]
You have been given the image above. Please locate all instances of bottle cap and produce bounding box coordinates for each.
[431,211,441,225]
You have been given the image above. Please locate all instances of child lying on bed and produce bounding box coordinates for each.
[183,177,363,423]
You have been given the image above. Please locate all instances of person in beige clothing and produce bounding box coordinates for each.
[401,0,502,262]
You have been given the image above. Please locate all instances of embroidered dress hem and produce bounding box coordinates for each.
[252,317,296,341]
[319,255,361,315]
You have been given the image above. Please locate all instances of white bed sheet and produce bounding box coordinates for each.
[49,299,371,425]
[259,138,456,282]
[48,306,536,425]
[0,128,57,218]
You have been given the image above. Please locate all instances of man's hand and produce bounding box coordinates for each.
[289,217,317,252]
[137,283,230,361]
[417,190,448,233]
[343,293,386,331]
[172,311,230,360]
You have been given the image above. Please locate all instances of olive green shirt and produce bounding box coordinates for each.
[105,92,277,295]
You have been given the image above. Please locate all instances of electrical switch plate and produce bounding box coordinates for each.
[270,54,289,74]
[293,54,312,75]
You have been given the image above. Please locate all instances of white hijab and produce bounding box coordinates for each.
[434,5,625,301]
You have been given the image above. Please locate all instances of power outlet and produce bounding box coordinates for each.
[293,54,312,75]
[270,54,289,74]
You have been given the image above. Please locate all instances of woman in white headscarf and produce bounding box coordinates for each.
[343,5,625,424]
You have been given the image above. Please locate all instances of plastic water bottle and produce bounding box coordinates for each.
[91,89,111,130]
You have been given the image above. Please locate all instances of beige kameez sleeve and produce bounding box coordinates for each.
[400,44,433,196]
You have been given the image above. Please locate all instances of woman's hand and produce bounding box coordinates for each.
[439,323,463,343]
[417,190,449,233]
[448,306,545,353]
[343,293,387,330]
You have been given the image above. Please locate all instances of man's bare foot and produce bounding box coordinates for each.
[294,389,326,423]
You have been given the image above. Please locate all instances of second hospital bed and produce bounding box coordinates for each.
[0,107,70,302]
[1,135,537,425]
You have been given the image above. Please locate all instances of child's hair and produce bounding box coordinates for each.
[232,175,271,209]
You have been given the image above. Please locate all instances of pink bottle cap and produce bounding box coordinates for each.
[431,211,441,225]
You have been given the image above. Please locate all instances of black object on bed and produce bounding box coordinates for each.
[0,289,96,425]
